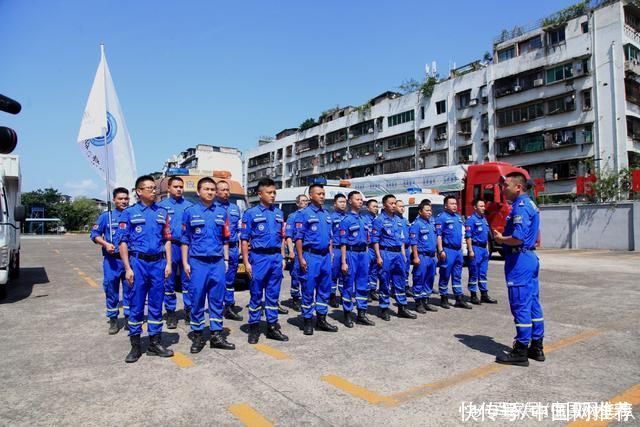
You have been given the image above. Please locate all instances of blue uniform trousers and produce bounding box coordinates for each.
[301,252,332,319]
[248,252,283,325]
[368,248,379,291]
[224,246,239,307]
[378,250,408,308]
[438,247,463,296]
[468,245,489,292]
[164,243,191,312]
[331,248,343,296]
[412,254,436,301]
[189,257,225,332]
[128,257,166,337]
[102,255,131,317]
[342,250,370,312]
[289,256,301,299]
[404,247,411,286]
[506,251,544,345]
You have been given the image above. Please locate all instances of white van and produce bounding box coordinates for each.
[0,155,25,299]
[275,185,357,219]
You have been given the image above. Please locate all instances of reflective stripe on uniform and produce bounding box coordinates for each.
[148,320,163,325]
[532,318,544,322]
[515,323,532,327]
[190,319,207,326]
[264,305,278,310]
[248,306,262,312]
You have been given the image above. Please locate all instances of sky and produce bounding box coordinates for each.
[0,0,576,199]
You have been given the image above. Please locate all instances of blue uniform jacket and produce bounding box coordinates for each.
[409,216,437,253]
[285,210,301,240]
[435,210,464,249]
[90,209,125,256]
[504,195,539,250]
[395,214,410,245]
[371,211,403,247]
[330,210,346,246]
[118,202,171,254]
[181,202,230,257]
[158,197,193,242]
[240,204,284,249]
[216,199,241,243]
[464,212,490,245]
[339,211,368,247]
[362,212,375,244]
[294,204,332,250]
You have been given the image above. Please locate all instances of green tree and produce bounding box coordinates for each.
[299,118,317,131]
[57,198,101,231]
[591,168,632,202]
[21,188,63,218]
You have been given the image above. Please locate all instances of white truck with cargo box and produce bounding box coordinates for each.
[0,155,25,299]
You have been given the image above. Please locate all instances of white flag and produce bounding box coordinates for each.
[77,45,137,194]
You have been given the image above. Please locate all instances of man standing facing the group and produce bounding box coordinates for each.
[215,180,243,322]
[296,184,339,335]
[182,177,234,353]
[494,172,544,366]
[90,187,131,335]
[119,175,174,363]
[409,199,438,313]
[330,193,347,308]
[436,196,471,310]
[465,199,497,305]
[158,176,193,328]
[241,178,289,344]
[285,194,309,312]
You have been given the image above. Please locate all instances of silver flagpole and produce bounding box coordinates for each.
[101,43,113,243]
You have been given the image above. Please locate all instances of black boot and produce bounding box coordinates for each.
[379,307,391,321]
[528,339,546,362]
[481,291,498,304]
[124,315,129,331]
[184,308,191,325]
[329,293,339,308]
[108,317,119,335]
[454,295,472,309]
[415,300,427,314]
[424,298,438,312]
[470,292,481,305]
[440,295,451,309]
[248,323,260,344]
[406,286,414,298]
[166,310,178,329]
[303,317,314,335]
[356,309,375,326]
[496,341,529,366]
[277,302,289,315]
[224,306,243,321]
[210,330,236,350]
[397,305,417,319]
[147,334,174,357]
[125,335,142,363]
[190,330,206,354]
[370,289,380,301]
[291,297,301,312]
[316,314,338,332]
[343,310,354,328]
[266,323,289,341]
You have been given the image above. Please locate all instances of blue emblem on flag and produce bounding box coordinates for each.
[88,112,117,147]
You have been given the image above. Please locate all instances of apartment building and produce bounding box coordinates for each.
[245,0,640,201]
[162,144,243,181]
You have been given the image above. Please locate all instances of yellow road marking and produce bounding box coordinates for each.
[54,249,60,254]
[324,329,604,407]
[171,352,194,368]
[77,271,99,289]
[73,267,80,271]
[566,383,640,427]
[253,343,291,360]
[228,403,274,427]
[321,375,397,405]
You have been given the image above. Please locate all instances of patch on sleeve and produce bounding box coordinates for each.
[409,232,416,238]
[295,223,302,229]
[92,224,99,230]
[513,215,523,224]
[241,222,247,229]
[465,225,471,231]
[435,223,442,229]
[340,229,346,236]
[119,223,127,229]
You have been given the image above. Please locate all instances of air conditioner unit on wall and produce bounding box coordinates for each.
[469,98,478,106]
[513,85,522,92]
[533,78,544,87]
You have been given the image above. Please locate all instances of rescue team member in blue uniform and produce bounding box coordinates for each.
[90,187,131,335]
[295,183,339,335]
[372,195,417,321]
[329,193,347,308]
[339,191,375,328]
[435,196,472,310]
[181,177,234,353]
[409,199,438,314]
[493,172,544,366]
[394,200,412,297]
[285,194,309,312]
[465,199,498,305]
[241,178,289,344]
[119,175,174,363]
[363,199,380,301]
[158,176,193,329]
[215,180,243,322]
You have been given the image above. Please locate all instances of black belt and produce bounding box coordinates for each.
[507,247,536,254]
[472,242,487,248]
[191,255,223,262]
[129,252,164,262]
[304,247,330,256]
[105,252,121,258]
[170,239,182,246]
[379,245,402,252]
[346,244,367,252]
[252,247,281,254]
[443,244,462,250]
[418,251,436,257]
[228,241,238,248]
[368,243,376,249]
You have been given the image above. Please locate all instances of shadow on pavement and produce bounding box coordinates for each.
[454,334,512,356]
[0,267,50,304]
